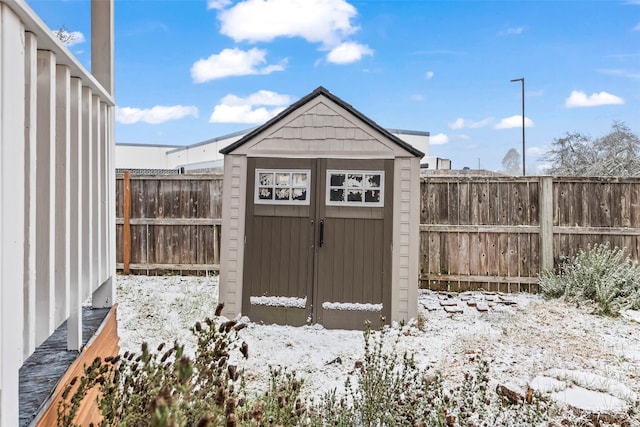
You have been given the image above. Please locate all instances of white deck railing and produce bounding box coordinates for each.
[0,1,115,425]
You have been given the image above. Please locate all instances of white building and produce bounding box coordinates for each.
[116,128,437,171]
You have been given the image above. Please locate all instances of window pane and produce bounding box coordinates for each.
[259,173,274,186]
[330,188,344,202]
[347,174,363,188]
[330,173,345,187]
[275,188,290,200]
[365,174,381,188]
[258,187,273,200]
[365,189,380,203]
[276,173,290,186]
[347,189,363,202]
[292,188,307,201]
[292,173,307,186]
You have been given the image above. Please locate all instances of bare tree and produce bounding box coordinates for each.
[53,25,80,46]
[542,121,640,177]
[501,148,521,175]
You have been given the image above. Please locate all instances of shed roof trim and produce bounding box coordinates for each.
[220,86,425,157]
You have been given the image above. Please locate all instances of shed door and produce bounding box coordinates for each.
[243,158,392,329]
[314,159,392,329]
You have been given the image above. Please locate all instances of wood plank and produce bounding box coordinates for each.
[20,306,118,427]
[115,263,220,271]
[123,170,131,274]
[419,274,538,284]
[421,224,539,233]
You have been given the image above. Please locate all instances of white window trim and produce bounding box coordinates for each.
[326,169,385,207]
[254,168,311,205]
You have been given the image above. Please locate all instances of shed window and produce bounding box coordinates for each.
[326,170,384,207]
[255,169,311,205]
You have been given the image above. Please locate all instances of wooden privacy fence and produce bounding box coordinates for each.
[421,176,640,292]
[116,173,640,292]
[116,172,223,273]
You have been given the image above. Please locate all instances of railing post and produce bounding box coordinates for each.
[1,4,26,425]
[123,170,131,274]
[539,176,554,273]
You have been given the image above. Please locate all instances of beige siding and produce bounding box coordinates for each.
[233,97,409,158]
[220,155,247,317]
[391,157,419,322]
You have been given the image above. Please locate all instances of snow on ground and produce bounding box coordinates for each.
[116,274,640,421]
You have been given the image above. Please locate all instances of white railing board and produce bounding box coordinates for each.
[1,4,26,426]
[100,102,109,284]
[81,86,93,302]
[91,94,100,293]
[54,64,71,328]
[68,77,83,351]
[35,49,56,346]
[23,30,38,359]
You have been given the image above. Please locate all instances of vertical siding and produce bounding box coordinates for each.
[220,155,247,317]
[391,157,418,321]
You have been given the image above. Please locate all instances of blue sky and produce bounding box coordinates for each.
[28,0,640,172]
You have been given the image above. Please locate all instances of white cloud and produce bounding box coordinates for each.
[209,90,292,124]
[409,94,424,101]
[220,90,292,107]
[634,22,640,31]
[564,90,624,108]
[326,41,373,64]
[430,133,449,145]
[425,71,434,80]
[448,117,493,130]
[218,0,358,46]
[191,48,285,83]
[527,146,547,155]
[494,115,534,129]
[116,105,198,124]
[207,0,232,9]
[598,69,640,79]
[498,26,524,36]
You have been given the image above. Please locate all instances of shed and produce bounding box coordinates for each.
[218,87,423,329]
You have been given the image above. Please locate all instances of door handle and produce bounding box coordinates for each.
[319,219,325,248]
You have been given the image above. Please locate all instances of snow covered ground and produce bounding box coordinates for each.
[116,274,640,423]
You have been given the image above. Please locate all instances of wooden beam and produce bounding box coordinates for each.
[539,177,554,272]
[123,170,131,274]
[420,224,540,234]
[115,217,222,226]
[553,226,640,236]
[420,274,538,285]
[116,263,220,271]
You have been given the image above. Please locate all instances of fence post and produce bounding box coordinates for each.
[539,176,554,273]
[123,170,131,274]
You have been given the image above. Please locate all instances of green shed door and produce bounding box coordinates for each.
[243,158,392,329]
